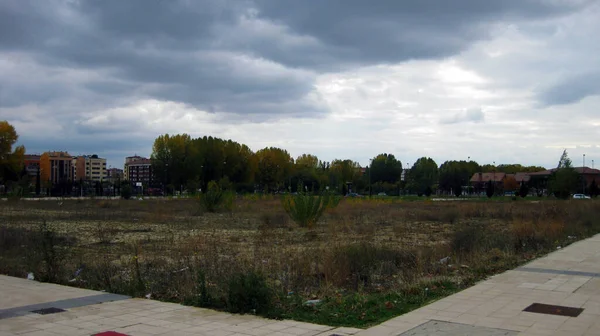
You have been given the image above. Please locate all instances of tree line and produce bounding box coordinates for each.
[149,133,547,196]
[3,120,585,198]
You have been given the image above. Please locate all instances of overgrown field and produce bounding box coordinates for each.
[1,197,599,327]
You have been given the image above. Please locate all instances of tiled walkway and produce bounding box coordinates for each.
[2,234,600,336]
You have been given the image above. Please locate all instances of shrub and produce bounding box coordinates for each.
[441,208,460,224]
[121,184,132,200]
[424,186,433,197]
[200,181,226,213]
[452,225,480,254]
[36,220,66,282]
[328,243,417,289]
[486,181,494,198]
[511,220,564,251]
[518,183,529,198]
[282,184,340,229]
[226,271,272,314]
[259,212,289,229]
[451,224,511,255]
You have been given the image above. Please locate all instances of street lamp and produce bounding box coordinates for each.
[493,161,496,196]
[369,159,373,197]
[583,154,586,193]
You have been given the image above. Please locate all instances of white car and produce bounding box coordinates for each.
[572,194,591,199]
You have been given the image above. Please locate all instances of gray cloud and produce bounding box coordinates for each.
[1,0,590,116]
[537,72,600,106]
[1,0,598,168]
[440,108,485,124]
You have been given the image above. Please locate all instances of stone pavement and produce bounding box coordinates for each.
[2,234,600,336]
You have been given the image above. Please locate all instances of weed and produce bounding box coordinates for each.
[226,270,272,314]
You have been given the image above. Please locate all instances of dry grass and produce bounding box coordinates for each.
[1,197,599,322]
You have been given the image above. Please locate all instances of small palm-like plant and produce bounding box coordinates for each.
[282,183,340,229]
[200,181,225,212]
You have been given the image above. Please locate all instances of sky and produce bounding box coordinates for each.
[1,0,600,170]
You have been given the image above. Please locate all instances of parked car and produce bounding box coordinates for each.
[572,194,591,199]
[377,192,387,196]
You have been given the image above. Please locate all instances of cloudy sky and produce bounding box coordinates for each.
[1,0,599,169]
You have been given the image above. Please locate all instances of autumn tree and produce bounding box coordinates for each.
[503,175,518,192]
[255,147,293,192]
[295,154,319,170]
[290,154,320,192]
[330,159,361,194]
[39,153,51,185]
[0,121,25,186]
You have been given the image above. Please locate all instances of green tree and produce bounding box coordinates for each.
[438,160,480,197]
[486,180,494,198]
[370,153,402,184]
[518,182,529,198]
[548,150,579,199]
[408,157,438,196]
[151,133,192,192]
[590,179,599,198]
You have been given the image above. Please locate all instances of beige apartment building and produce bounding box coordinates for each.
[73,154,107,182]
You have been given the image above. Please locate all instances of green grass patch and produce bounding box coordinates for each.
[269,280,460,328]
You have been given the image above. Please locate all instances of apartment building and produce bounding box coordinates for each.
[73,155,107,182]
[124,156,153,186]
[40,151,74,184]
[106,167,124,184]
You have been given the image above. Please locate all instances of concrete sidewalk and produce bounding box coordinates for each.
[2,234,600,336]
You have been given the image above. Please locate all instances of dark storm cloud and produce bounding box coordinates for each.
[538,72,600,106]
[0,0,591,117]
[252,0,589,68]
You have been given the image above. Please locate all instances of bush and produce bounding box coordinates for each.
[200,181,227,213]
[226,271,272,314]
[121,184,132,200]
[452,224,511,255]
[282,184,340,229]
[518,183,529,198]
[36,220,68,282]
[329,243,417,289]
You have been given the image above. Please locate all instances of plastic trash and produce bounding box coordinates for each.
[304,299,321,306]
[27,272,34,280]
